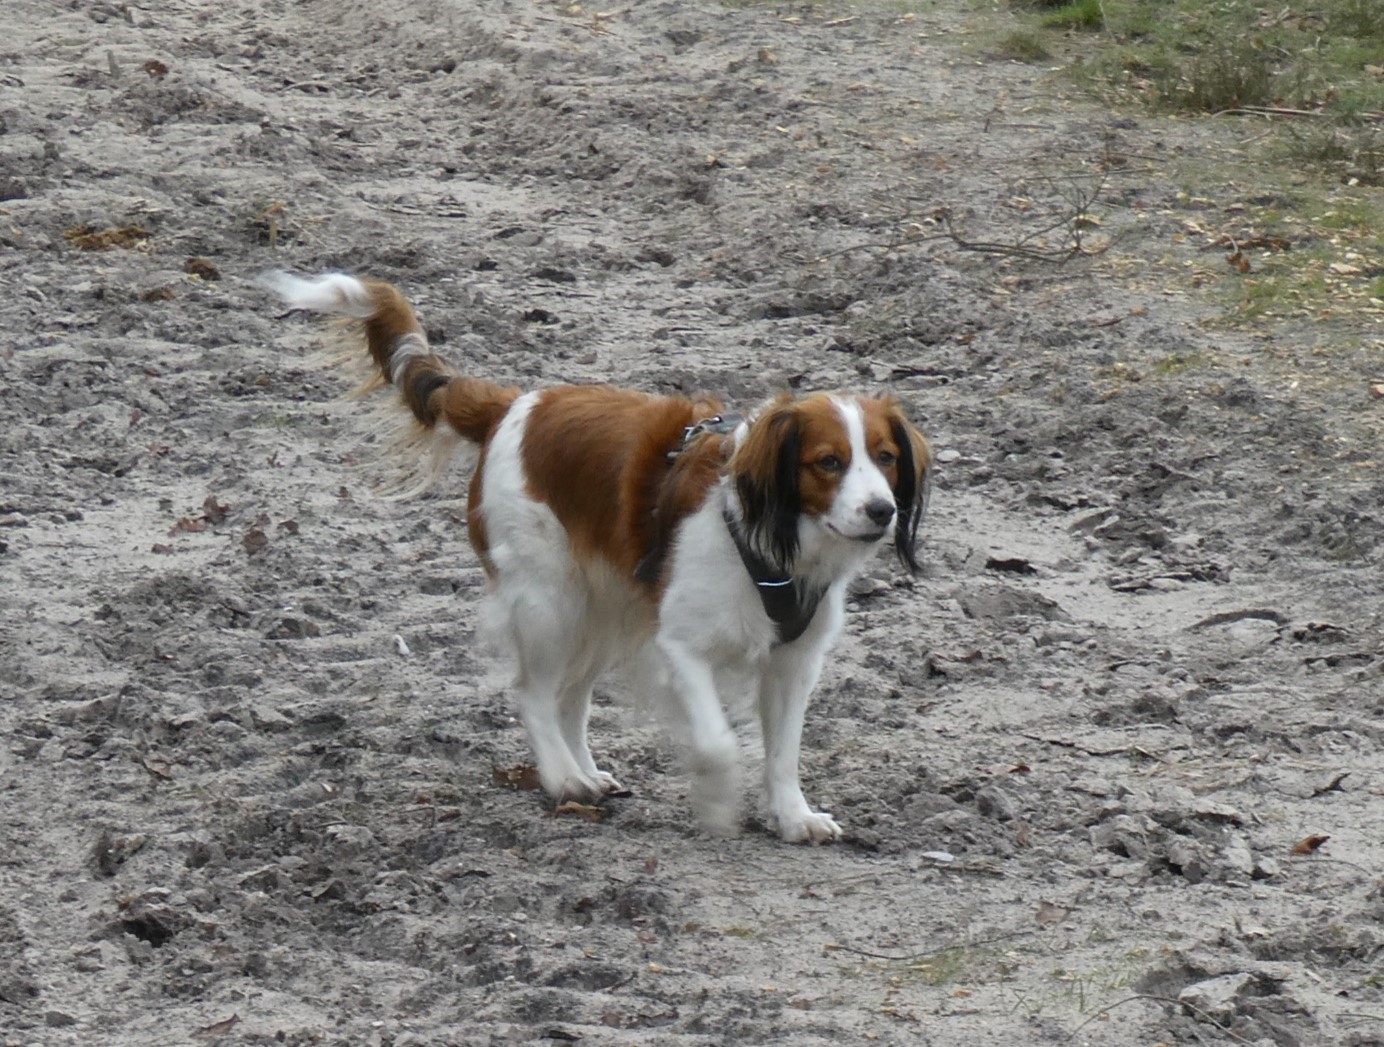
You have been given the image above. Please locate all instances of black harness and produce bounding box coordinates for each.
[723,509,826,646]
[666,413,827,645]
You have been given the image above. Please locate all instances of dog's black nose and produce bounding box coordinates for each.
[865,498,896,527]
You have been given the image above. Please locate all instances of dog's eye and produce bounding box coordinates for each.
[877,449,897,467]
[816,454,844,473]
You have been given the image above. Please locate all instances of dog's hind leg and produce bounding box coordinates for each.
[512,659,607,805]
[489,566,607,804]
[557,668,623,795]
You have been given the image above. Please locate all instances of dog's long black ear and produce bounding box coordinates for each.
[889,414,932,574]
[733,402,802,571]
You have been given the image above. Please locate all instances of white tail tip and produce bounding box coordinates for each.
[259,270,377,318]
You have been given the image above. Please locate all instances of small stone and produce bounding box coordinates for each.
[73,945,106,972]
[1222,836,1255,878]
[1252,856,1281,880]
[1178,972,1254,1022]
[975,784,1019,821]
[246,704,293,732]
[45,1011,78,1028]
[1193,799,1245,825]
[1165,838,1207,884]
[1091,815,1150,859]
[848,574,890,599]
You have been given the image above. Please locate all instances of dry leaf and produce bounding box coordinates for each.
[241,527,268,554]
[143,59,169,79]
[555,800,605,822]
[184,256,221,281]
[1291,834,1330,854]
[1311,772,1349,797]
[64,225,151,250]
[202,495,230,524]
[1226,250,1252,273]
[151,543,174,555]
[168,516,206,537]
[492,764,543,791]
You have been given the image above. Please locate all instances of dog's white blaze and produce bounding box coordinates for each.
[829,396,896,537]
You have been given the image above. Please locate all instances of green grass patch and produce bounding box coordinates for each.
[1007,0,1384,182]
[1152,350,1211,376]
[1039,0,1103,30]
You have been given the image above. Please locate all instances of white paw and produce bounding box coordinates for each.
[690,771,741,836]
[777,809,842,845]
[542,770,606,805]
[593,770,625,795]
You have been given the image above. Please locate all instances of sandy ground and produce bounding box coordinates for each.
[3,1,1384,1044]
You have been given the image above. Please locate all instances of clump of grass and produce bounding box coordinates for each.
[1040,0,1104,30]
[996,28,1052,61]
[1162,39,1276,112]
[1281,122,1384,187]
[1331,0,1384,38]
[1007,0,1384,183]
[1152,351,1209,376]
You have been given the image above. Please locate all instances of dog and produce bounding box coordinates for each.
[264,272,931,842]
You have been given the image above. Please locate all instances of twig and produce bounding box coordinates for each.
[1214,105,1384,123]
[1067,993,1251,1043]
[1188,608,1289,632]
[1021,732,1170,759]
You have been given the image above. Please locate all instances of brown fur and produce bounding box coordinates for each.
[517,387,723,592]
[359,279,521,437]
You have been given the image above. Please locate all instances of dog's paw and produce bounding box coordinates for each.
[690,772,741,837]
[777,810,842,845]
[593,770,626,795]
[548,772,608,806]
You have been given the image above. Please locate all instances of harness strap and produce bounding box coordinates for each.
[723,509,826,645]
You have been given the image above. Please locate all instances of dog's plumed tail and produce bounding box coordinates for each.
[262,271,520,445]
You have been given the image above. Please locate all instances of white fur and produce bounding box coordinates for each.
[259,271,377,318]
[481,395,896,843]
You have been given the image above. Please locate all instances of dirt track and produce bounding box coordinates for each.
[4,1,1384,1044]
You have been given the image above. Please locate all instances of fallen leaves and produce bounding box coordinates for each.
[554,800,605,822]
[1290,834,1330,855]
[64,224,151,251]
[184,256,221,281]
[1225,248,1254,273]
[1311,772,1349,797]
[493,764,543,791]
[192,1014,240,1039]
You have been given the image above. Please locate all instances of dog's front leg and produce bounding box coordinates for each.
[758,648,841,844]
[656,637,741,835]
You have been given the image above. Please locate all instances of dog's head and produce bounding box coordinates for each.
[731,393,931,572]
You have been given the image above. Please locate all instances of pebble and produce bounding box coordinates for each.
[1178,972,1254,1022]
